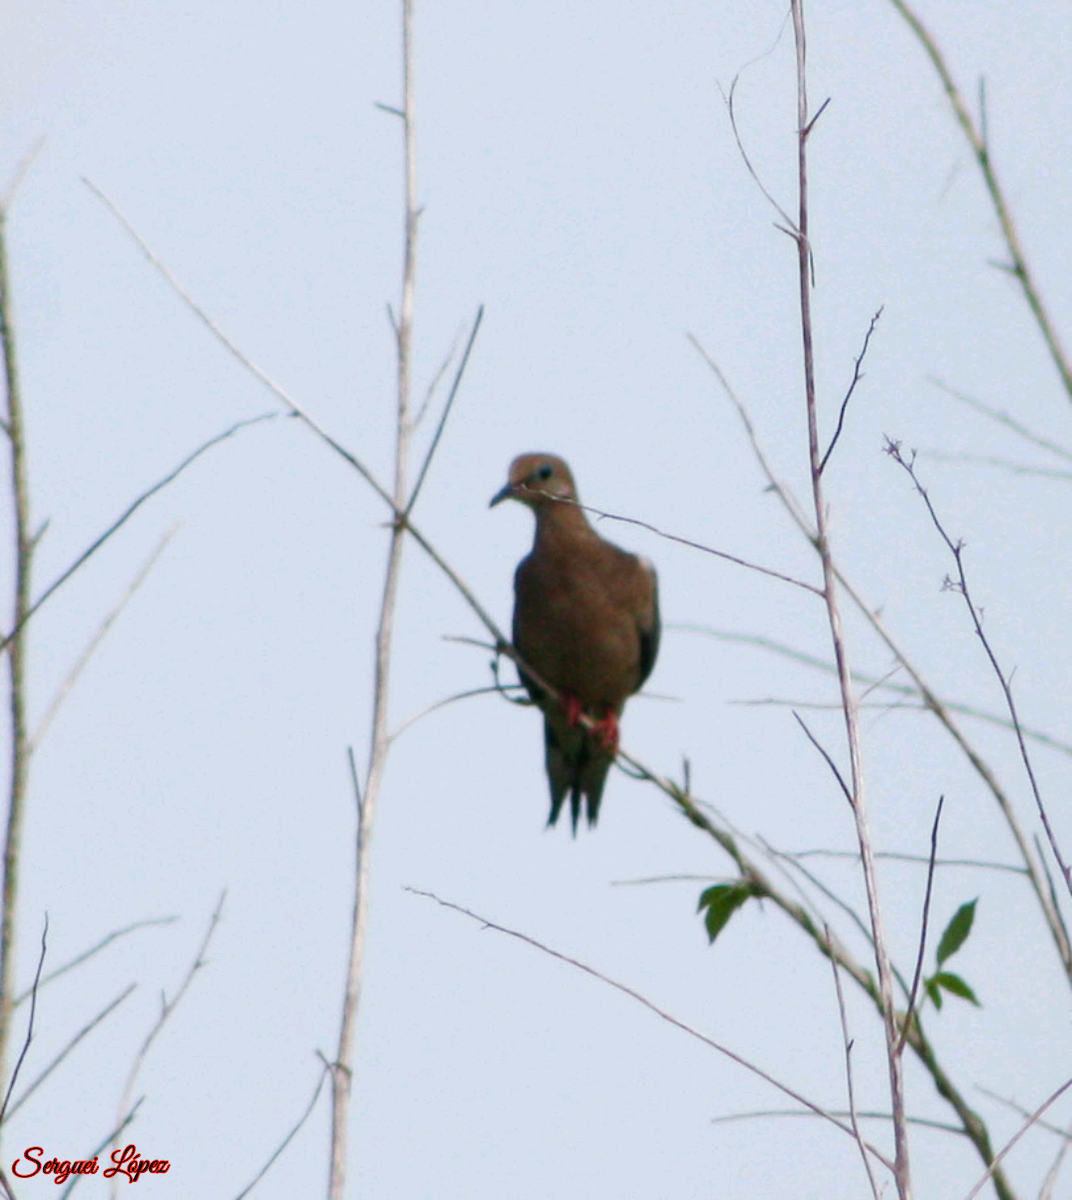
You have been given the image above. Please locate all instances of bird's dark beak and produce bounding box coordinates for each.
[489,482,514,508]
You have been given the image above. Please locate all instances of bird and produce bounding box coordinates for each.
[490,452,659,833]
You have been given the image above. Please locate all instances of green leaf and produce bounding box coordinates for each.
[697,883,753,945]
[936,899,977,966]
[924,976,943,1011]
[933,971,981,1007]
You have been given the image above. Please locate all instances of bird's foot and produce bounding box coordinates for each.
[562,693,584,728]
[591,710,620,754]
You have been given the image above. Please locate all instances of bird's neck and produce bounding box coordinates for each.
[533,502,596,546]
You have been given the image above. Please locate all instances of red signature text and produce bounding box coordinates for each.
[12,1143,170,1184]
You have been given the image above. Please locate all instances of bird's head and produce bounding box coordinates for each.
[490,453,578,510]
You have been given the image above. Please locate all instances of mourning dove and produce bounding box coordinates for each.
[490,452,660,833]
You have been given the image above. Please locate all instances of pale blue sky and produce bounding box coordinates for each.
[2,2,1071,1197]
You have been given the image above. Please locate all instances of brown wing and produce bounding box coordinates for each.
[635,557,659,690]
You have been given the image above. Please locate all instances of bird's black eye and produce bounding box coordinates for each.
[536,463,554,481]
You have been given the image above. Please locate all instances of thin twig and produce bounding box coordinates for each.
[4,983,135,1122]
[721,77,795,233]
[346,746,363,821]
[563,496,822,597]
[792,711,851,803]
[57,1096,144,1200]
[0,138,46,214]
[389,684,506,743]
[710,1107,962,1134]
[964,1076,1072,1200]
[760,836,910,998]
[827,930,882,1199]
[30,525,179,750]
[0,415,276,656]
[610,873,717,887]
[685,332,814,536]
[820,307,883,473]
[413,324,463,428]
[1039,1118,1072,1200]
[408,887,896,1172]
[680,624,1072,757]
[927,376,1072,463]
[110,892,225,1197]
[898,796,944,1054]
[234,1063,330,1199]
[14,915,177,1005]
[918,450,1072,482]
[404,305,483,516]
[887,440,1072,900]
[977,1085,1072,1144]
[789,848,1024,877]
[888,0,1072,402]
[0,915,46,1123]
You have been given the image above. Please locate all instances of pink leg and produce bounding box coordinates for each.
[591,710,620,753]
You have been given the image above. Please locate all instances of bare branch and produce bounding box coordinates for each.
[686,332,815,535]
[564,495,822,597]
[898,796,944,1054]
[389,684,505,743]
[57,1097,144,1200]
[720,76,796,234]
[234,1062,330,1199]
[413,324,463,428]
[345,746,363,822]
[710,1107,963,1135]
[792,711,851,803]
[110,891,225,1192]
[4,983,136,1122]
[404,304,484,516]
[0,192,34,1093]
[0,138,46,215]
[684,624,1072,757]
[760,836,897,992]
[30,526,179,751]
[918,450,1072,483]
[408,887,896,1173]
[14,915,177,1006]
[927,376,1072,463]
[977,1085,1072,1144]
[888,0,1072,402]
[887,440,1072,900]
[790,2,910,1188]
[790,847,1025,877]
[0,916,46,1123]
[0,415,276,656]
[803,95,832,138]
[1039,1117,1072,1200]
[965,1076,1072,1200]
[820,307,883,473]
[329,3,419,1194]
[827,931,881,1199]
